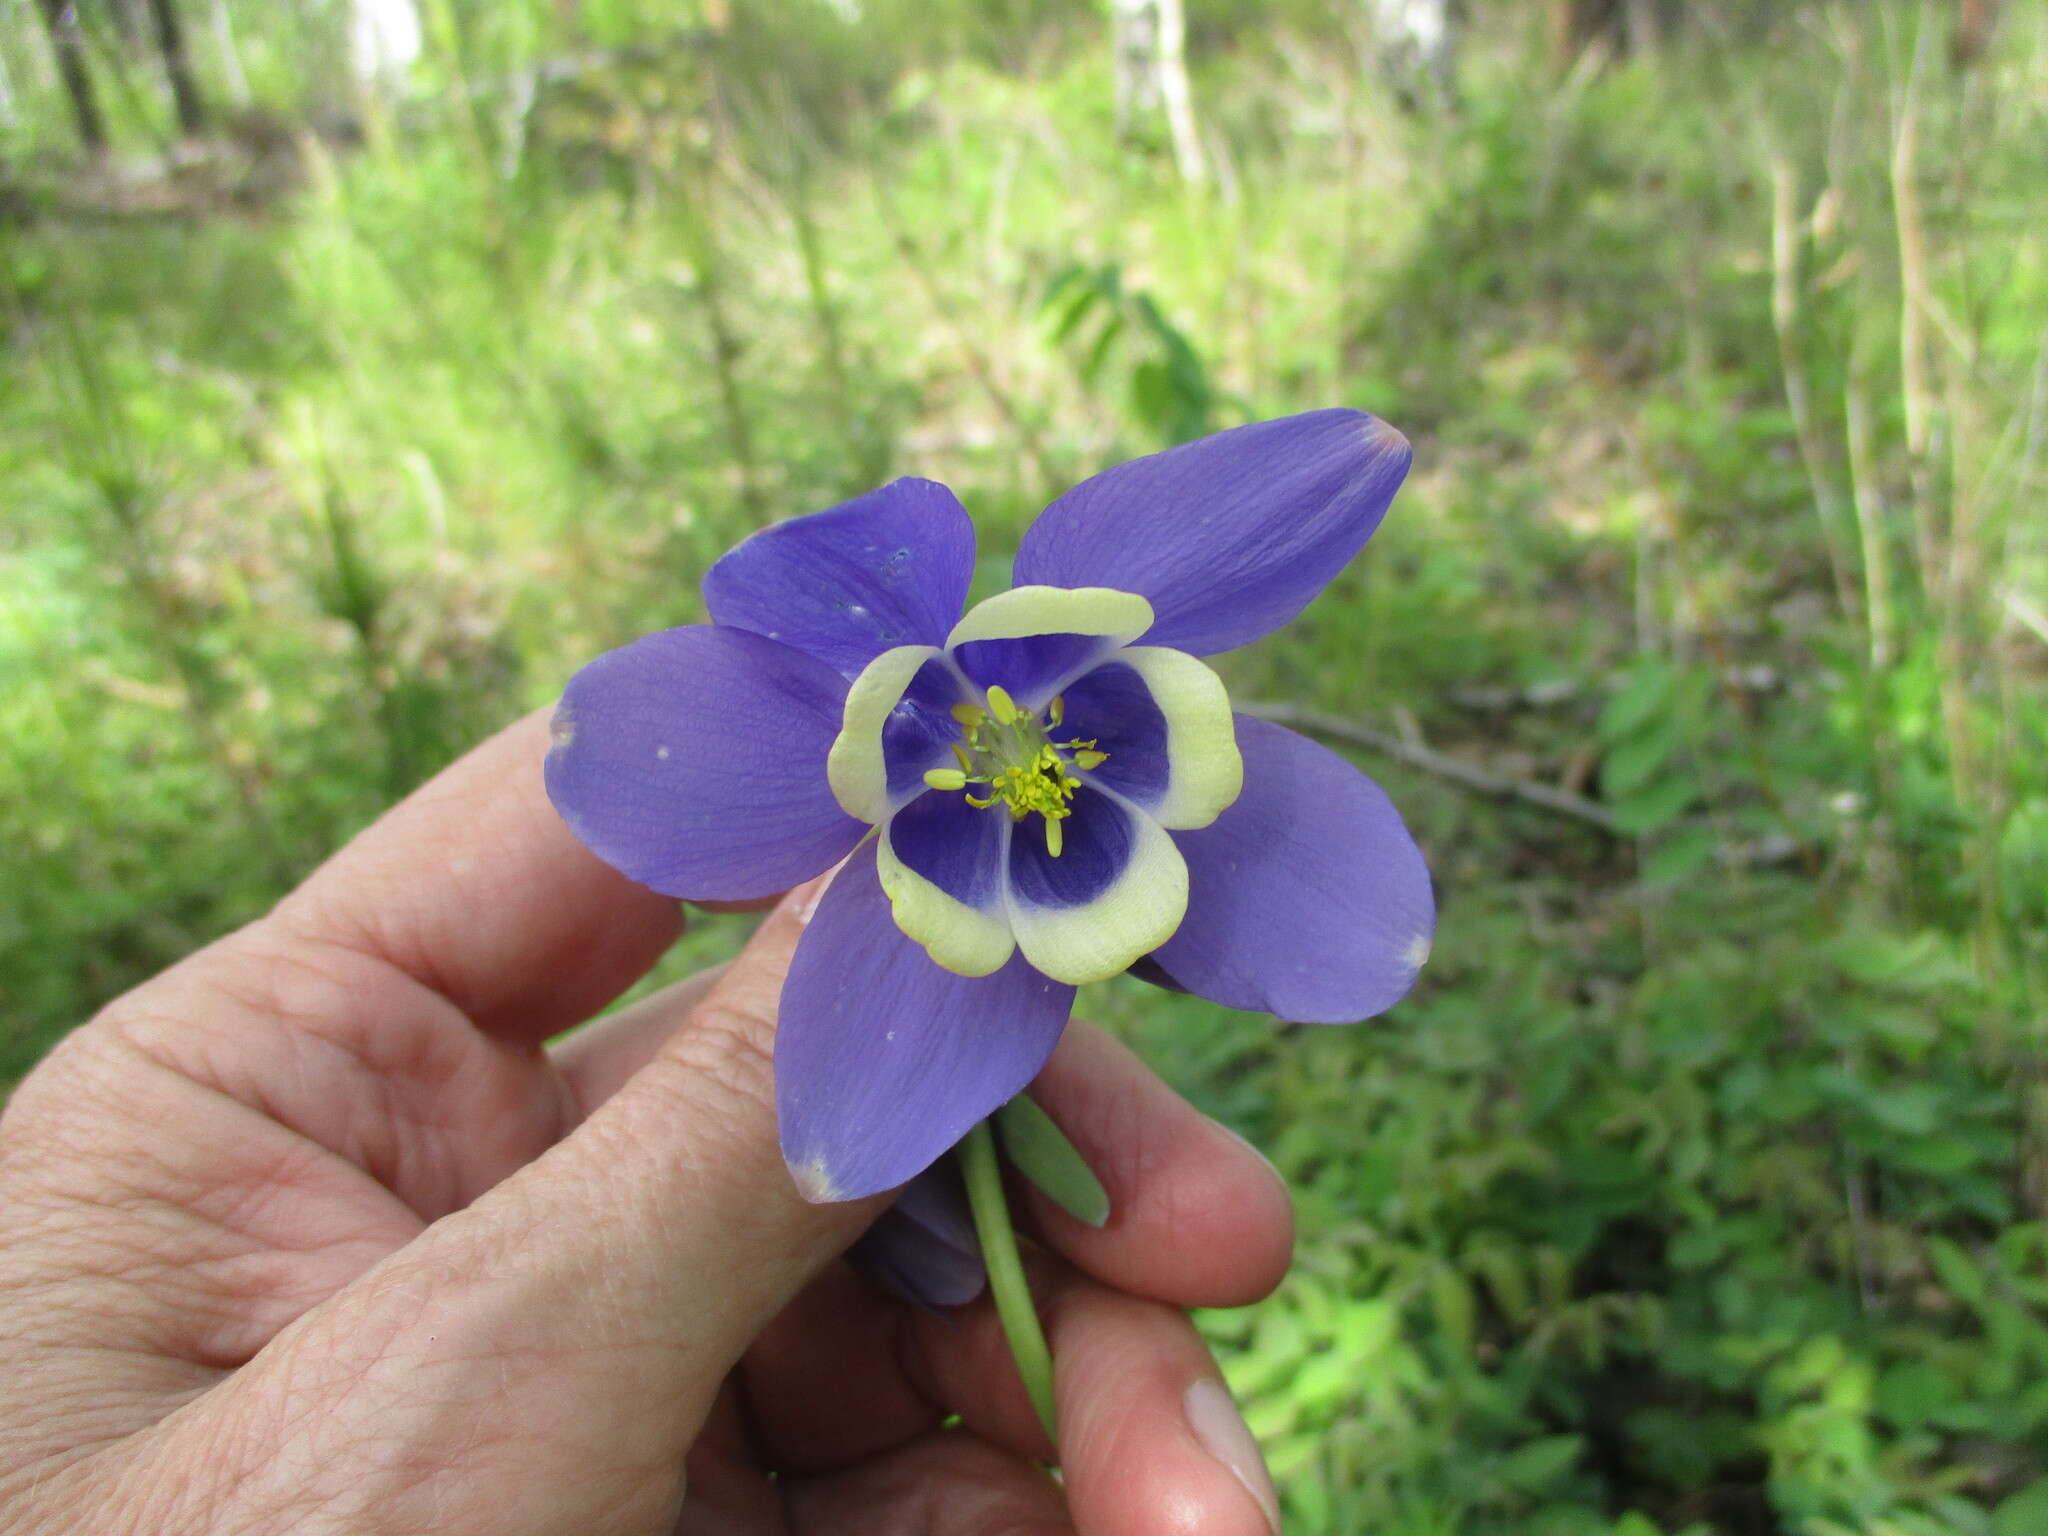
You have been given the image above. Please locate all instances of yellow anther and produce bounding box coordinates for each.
[924,687,1109,849]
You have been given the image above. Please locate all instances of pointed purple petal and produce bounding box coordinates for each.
[852,1213,988,1308]
[891,1157,981,1248]
[1013,410,1412,655]
[545,625,863,901]
[848,1164,987,1308]
[1125,955,1189,994]
[704,478,976,676]
[1151,716,1435,1022]
[778,843,1074,1201]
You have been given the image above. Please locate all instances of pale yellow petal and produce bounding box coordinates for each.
[945,585,1154,650]
[1005,796,1188,986]
[1102,646,1243,830]
[827,644,943,823]
[877,816,1016,977]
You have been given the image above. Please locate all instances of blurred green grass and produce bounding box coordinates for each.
[4,2,2048,1531]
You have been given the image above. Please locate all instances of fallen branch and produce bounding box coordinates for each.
[1241,700,1623,834]
[1448,678,1584,711]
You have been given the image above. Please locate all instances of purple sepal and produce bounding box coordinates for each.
[1125,954,1189,994]
[847,1163,987,1308]
[704,478,976,676]
[1151,715,1435,1022]
[777,843,1076,1201]
[1012,410,1411,656]
[545,625,865,901]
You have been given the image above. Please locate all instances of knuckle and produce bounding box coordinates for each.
[569,987,789,1225]
[646,992,780,1122]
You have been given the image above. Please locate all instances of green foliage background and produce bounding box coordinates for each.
[3,1,2047,1530]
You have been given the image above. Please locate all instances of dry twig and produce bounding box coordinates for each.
[1241,700,1623,834]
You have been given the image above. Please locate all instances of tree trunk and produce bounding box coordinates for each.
[208,0,252,107]
[349,0,425,92]
[1109,0,1204,185]
[1110,0,1161,143]
[1154,0,1205,185]
[1372,0,1454,95]
[0,30,16,128]
[35,0,106,152]
[1549,0,1611,66]
[147,0,206,135]
[1954,0,1997,66]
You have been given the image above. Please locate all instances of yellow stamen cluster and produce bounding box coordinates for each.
[922,684,1106,858]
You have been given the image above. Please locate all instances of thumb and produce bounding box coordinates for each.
[193,871,885,1535]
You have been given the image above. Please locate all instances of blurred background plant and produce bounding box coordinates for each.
[2,0,2045,1530]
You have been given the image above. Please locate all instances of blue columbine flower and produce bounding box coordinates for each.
[546,409,1435,1204]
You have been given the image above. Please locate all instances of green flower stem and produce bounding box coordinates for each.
[960,1119,1058,1444]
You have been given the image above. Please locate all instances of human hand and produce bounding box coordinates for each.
[0,711,1294,1535]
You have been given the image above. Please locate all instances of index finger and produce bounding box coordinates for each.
[270,708,684,1042]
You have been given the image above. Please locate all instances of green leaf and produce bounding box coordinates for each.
[997,1092,1110,1228]
[1642,826,1717,885]
[1497,1433,1585,1495]
[1130,358,1173,434]
[1466,1238,1535,1324]
[1039,262,1088,313]
[1876,1358,1956,1429]
[1611,775,1700,835]
[1601,713,1681,798]
[1858,1082,1946,1137]
[1597,661,1674,743]
[1895,1137,1984,1180]
[1994,1478,2048,1536]
[1430,1263,1477,1357]
[1293,1350,1355,1409]
[1927,1235,1990,1311]
[1078,312,1125,387]
[1667,1225,1725,1270]
[1046,281,1101,345]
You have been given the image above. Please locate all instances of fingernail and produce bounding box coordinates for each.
[1184,1378,1281,1534]
[789,856,849,926]
[789,880,828,926]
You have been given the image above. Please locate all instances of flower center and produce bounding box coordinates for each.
[921,685,1107,858]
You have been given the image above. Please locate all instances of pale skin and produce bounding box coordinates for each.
[0,712,1295,1535]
